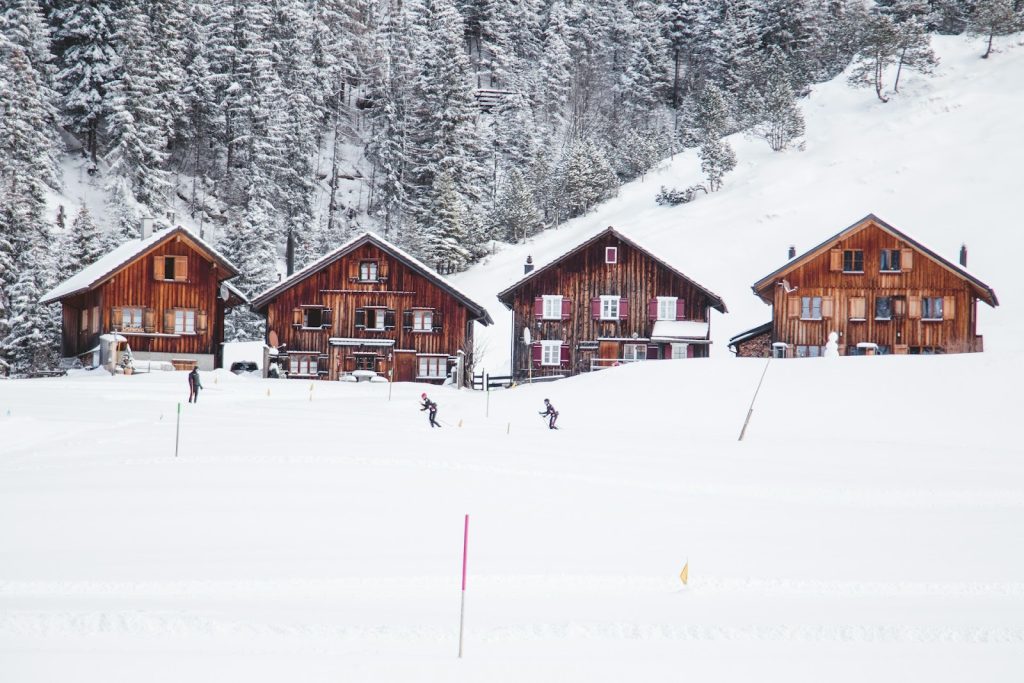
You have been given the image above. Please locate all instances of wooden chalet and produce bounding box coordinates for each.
[40,225,247,370]
[250,232,493,384]
[496,226,728,379]
[733,214,998,358]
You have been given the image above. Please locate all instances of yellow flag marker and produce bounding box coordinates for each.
[679,560,689,586]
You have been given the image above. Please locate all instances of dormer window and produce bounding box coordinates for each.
[605,247,617,264]
[359,260,378,282]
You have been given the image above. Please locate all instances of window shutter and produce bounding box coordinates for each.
[321,308,333,328]
[591,298,601,319]
[908,295,921,319]
[163,309,175,334]
[379,260,389,279]
[402,310,413,331]
[829,249,843,271]
[648,299,658,321]
[143,308,156,333]
[318,355,329,374]
[174,256,188,281]
[152,256,162,280]
[292,308,302,327]
[110,306,122,331]
[196,310,209,334]
[901,249,914,270]
[787,297,800,318]
[561,298,572,320]
[531,343,542,368]
[355,308,366,329]
[943,295,955,320]
[559,344,570,366]
[348,261,359,280]
[822,296,834,318]
[647,344,659,358]
[432,310,444,332]
[687,344,695,359]
[534,297,544,318]
[384,309,396,330]
[619,297,628,320]
[676,299,686,320]
[849,297,866,319]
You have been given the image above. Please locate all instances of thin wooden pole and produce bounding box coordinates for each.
[458,514,469,658]
[738,359,771,442]
[174,402,181,457]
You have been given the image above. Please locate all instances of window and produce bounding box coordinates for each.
[80,309,88,333]
[843,249,864,272]
[359,260,378,282]
[413,309,433,331]
[600,295,620,320]
[910,346,945,355]
[801,296,822,320]
[541,340,562,366]
[174,309,196,334]
[880,249,901,272]
[876,346,891,355]
[657,297,678,321]
[354,354,377,370]
[875,296,893,320]
[157,256,187,282]
[418,356,446,379]
[623,343,647,361]
[542,295,563,320]
[848,296,866,321]
[605,247,617,264]
[303,307,323,328]
[796,345,822,358]
[290,354,317,376]
[922,296,943,320]
[670,343,688,359]
[368,308,386,330]
[91,306,100,333]
[122,307,144,331]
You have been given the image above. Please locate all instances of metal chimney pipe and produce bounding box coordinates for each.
[524,255,534,275]
[959,244,967,268]
[787,245,796,260]
[141,217,154,239]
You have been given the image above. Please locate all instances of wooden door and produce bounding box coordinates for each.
[598,341,618,369]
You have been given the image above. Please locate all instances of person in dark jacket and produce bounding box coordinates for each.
[188,367,203,403]
[420,392,441,428]
[539,398,558,429]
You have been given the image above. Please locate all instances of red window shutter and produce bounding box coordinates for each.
[676,299,686,320]
[561,298,572,320]
[647,344,659,358]
[534,297,544,318]
[648,299,658,321]
[531,342,542,368]
[591,298,600,319]
[560,344,570,366]
[619,297,628,320]
[687,345,695,358]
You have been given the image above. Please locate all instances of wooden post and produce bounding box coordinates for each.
[738,359,771,442]
[458,514,469,658]
[174,402,181,457]
[485,371,490,417]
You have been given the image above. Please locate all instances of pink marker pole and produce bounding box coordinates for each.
[458,514,469,658]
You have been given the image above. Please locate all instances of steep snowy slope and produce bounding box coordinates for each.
[453,35,1024,371]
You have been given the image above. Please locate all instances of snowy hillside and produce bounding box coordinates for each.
[2,353,1022,681]
[453,34,1024,372]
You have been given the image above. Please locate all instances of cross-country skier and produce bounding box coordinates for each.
[188,367,203,403]
[539,398,558,429]
[420,392,441,428]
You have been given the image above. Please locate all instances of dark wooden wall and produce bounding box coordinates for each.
[60,234,226,362]
[764,222,981,354]
[502,232,720,378]
[262,242,476,382]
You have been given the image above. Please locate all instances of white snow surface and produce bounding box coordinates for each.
[452,35,1024,373]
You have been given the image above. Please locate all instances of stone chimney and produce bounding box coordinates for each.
[141,217,154,239]
[788,245,796,260]
[959,244,968,268]
[524,255,534,275]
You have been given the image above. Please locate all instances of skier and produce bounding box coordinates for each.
[539,398,558,429]
[188,367,203,403]
[420,392,441,428]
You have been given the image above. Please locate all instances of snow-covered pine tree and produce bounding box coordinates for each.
[51,0,120,163]
[848,11,901,102]
[1,225,61,374]
[695,84,737,191]
[57,203,105,281]
[743,48,806,151]
[558,137,618,220]
[967,0,1023,59]
[492,168,542,244]
[422,171,472,273]
[535,2,573,133]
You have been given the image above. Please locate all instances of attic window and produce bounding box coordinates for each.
[605,247,617,264]
[359,260,378,282]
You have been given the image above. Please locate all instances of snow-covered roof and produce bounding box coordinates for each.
[251,231,493,325]
[496,226,728,314]
[650,320,711,341]
[40,226,241,304]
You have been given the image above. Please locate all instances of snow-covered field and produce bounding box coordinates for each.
[1,354,1023,681]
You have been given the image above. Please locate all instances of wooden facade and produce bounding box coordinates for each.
[749,215,998,357]
[251,232,492,384]
[41,227,245,369]
[497,227,728,379]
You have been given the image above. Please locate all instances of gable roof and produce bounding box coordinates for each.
[250,231,494,325]
[727,321,773,349]
[751,214,999,307]
[40,226,242,305]
[496,226,728,313]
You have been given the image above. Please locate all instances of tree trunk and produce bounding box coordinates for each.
[983,32,994,59]
[894,48,906,92]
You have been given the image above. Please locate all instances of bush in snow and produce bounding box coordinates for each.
[655,185,707,206]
